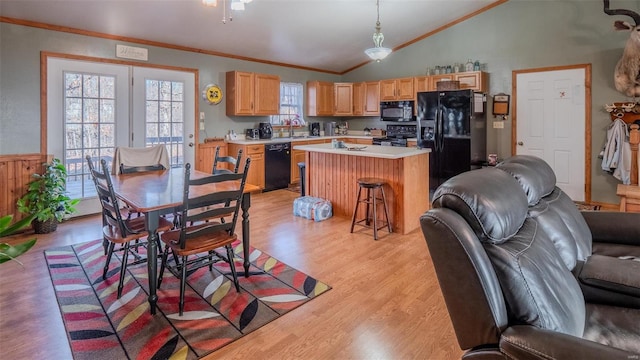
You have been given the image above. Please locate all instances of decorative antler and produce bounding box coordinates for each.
[604,0,640,25]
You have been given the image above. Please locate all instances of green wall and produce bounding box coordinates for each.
[345,0,640,204]
[2,0,638,203]
[0,22,340,155]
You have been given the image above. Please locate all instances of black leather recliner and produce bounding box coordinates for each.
[420,159,640,359]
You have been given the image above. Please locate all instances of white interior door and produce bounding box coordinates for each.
[132,67,195,168]
[515,68,586,201]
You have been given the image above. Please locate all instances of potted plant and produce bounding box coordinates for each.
[17,158,79,234]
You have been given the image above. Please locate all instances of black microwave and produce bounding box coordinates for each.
[380,101,415,122]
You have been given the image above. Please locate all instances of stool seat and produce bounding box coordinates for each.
[350,177,392,240]
[357,177,386,188]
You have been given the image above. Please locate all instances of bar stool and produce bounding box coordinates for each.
[298,162,306,197]
[350,177,392,240]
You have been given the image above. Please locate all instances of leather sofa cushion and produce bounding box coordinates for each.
[497,155,556,206]
[584,303,640,353]
[496,155,592,265]
[432,168,528,244]
[542,188,592,261]
[579,254,640,298]
[484,218,586,337]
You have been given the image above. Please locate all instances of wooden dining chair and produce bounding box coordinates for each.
[212,146,243,175]
[158,159,251,316]
[86,155,173,299]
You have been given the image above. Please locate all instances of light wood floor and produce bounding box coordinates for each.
[0,189,463,360]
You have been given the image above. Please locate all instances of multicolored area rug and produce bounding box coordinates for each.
[44,239,330,359]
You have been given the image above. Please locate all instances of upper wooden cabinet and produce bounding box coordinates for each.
[363,81,380,116]
[307,81,334,116]
[414,76,430,94]
[421,71,488,93]
[334,82,353,116]
[353,82,364,116]
[380,77,414,101]
[429,74,456,90]
[226,71,280,116]
[455,71,488,92]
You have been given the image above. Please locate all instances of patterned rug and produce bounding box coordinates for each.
[44,239,330,359]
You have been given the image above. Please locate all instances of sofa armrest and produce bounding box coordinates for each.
[581,211,640,246]
[500,325,637,360]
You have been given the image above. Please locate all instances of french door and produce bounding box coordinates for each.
[47,57,195,216]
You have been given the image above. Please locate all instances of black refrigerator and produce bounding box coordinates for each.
[416,90,486,192]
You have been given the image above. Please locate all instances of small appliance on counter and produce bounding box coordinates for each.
[245,128,260,140]
[324,121,337,136]
[258,122,273,139]
[309,122,321,136]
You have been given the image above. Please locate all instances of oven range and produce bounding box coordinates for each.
[372,124,417,147]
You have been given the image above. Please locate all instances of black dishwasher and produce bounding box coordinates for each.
[264,142,291,192]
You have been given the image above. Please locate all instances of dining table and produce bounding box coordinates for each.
[111,167,261,315]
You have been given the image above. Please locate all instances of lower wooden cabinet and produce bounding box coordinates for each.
[228,143,265,189]
[195,140,227,173]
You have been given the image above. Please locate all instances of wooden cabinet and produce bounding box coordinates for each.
[455,71,488,92]
[334,82,353,116]
[307,81,334,116]
[290,139,327,184]
[414,76,430,94]
[226,71,280,116]
[195,140,227,173]
[380,77,414,101]
[228,143,265,190]
[429,74,455,90]
[426,72,488,92]
[353,82,364,116]
[363,81,380,116]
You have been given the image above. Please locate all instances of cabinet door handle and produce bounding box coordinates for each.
[517,141,524,146]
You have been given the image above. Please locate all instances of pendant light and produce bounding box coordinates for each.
[364,0,392,62]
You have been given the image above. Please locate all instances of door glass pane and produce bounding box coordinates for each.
[64,71,116,199]
[145,79,184,167]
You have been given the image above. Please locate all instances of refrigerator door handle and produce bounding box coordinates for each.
[437,108,444,152]
[435,108,441,151]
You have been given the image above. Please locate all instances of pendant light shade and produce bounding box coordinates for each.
[365,0,392,62]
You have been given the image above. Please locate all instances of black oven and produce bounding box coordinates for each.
[380,101,415,122]
[372,125,416,147]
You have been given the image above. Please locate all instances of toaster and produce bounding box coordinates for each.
[245,128,260,140]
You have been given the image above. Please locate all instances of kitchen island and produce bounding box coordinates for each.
[293,143,431,235]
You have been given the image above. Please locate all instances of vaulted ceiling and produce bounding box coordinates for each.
[0,0,504,74]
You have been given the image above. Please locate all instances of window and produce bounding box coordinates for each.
[64,71,116,199]
[144,79,185,167]
[270,82,305,126]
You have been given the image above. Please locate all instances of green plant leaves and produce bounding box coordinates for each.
[16,157,79,223]
[0,214,35,237]
[0,239,37,265]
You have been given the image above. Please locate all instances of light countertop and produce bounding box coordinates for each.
[226,134,374,145]
[293,142,430,159]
